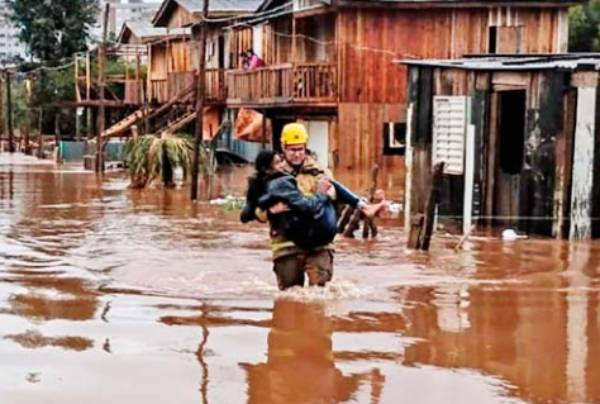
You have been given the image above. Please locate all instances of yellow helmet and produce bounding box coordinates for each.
[281,123,309,146]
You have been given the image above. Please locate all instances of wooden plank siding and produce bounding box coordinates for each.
[333,6,567,177]
[405,63,582,237]
[337,7,566,106]
[263,18,292,65]
[166,6,196,29]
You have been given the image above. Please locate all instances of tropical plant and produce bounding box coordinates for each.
[124,135,195,189]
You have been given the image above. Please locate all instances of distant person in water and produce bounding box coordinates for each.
[241,123,382,290]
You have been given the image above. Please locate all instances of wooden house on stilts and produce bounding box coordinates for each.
[226,0,577,198]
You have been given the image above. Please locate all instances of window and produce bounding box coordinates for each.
[383,122,406,156]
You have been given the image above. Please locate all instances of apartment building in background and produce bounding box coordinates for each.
[0,0,27,63]
[94,0,162,40]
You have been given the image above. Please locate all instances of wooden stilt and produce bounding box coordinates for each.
[407,162,444,251]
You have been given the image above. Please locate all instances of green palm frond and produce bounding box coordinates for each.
[124,134,199,188]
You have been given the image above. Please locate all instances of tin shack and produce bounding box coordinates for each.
[401,54,600,240]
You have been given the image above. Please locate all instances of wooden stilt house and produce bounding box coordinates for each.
[401,54,600,240]
[151,0,262,104]
[226,0,578,197]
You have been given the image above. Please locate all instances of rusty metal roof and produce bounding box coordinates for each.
[153,0,262,26]
[117,20,190,44]
[177,0,263,12]
[397,54,600,71]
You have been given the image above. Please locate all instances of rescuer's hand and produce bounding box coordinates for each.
[269,202,290,214]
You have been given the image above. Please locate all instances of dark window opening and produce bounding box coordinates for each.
[488,26,497,54]
[498,90,526,174]
[383,122,406,156]
[218,35,225,69]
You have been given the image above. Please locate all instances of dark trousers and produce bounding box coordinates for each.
[273,250,333,290]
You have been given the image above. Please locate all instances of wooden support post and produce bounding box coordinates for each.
[135,53,141,105]
[337,205,353,233]
[37,108,43,158]
[261,109,267,149]
[343,208,362,238]
[191,0,209,202]
[96,3,109,173]
[74,54,82,104]
[362,164,380,239]
[55,112,61,163]
[407,162,444,251]
[86,52,92,137]
[0,72,3,146]
[5,70,14,153]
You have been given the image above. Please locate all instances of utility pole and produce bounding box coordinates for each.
[96,3,110,172]
[4,70,14,153]
[191,0,209,201]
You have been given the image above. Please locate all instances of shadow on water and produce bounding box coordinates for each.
[1,153,600,403]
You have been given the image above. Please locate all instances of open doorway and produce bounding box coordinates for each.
[493,90,526,227]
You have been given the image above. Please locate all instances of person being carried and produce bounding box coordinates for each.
[241,150,371,250]
[241,123,381,290]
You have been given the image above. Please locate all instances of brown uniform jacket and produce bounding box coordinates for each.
[258,155,335,259]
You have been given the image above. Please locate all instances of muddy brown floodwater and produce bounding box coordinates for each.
[1,153,600,404]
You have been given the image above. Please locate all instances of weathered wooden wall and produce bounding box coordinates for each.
[337,7,567,105]
[406,63,578,237]
[333,6,567,177]
[295,14,336,63]
[168,39,193,72]
[335,102,405,185]
[231,27,254,68]
[262,18,292,65]
[569,72,600,239]
[166,5,195,29]
[149,45,168,80]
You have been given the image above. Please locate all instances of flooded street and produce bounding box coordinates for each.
[1,153,600,404]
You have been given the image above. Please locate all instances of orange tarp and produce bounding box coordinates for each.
[234,108,272,143]
[203,107,221,141]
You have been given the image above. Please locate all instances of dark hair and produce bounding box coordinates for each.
[254,150,277,174]
[246,49,254,55]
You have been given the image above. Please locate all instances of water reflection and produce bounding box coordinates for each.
[240,300,381,404]
[1,154,600,403]
[399,242,600,403]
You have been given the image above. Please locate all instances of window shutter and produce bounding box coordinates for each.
[432,96,470,175]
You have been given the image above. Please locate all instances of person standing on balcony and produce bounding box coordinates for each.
[247,49,265,69]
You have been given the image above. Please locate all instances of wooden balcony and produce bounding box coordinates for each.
[149,69,227,105]
[226,63,337,108]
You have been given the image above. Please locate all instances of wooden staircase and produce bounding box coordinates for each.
[100,82,197,140]
[159,110,197,137]
[101,107,149,139]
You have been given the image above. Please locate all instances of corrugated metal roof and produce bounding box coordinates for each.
[153,0,262,27]
[117,20,190,44]
[396,54,600,71]
[177,0,263,12]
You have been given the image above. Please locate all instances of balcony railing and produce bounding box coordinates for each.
[206,69,227,102]
[226,62,337,106]
[149,70,227,104]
